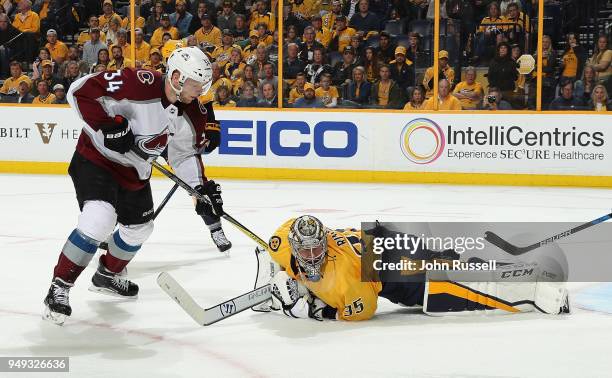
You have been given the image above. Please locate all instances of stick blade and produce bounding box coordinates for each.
[157,272,207,326]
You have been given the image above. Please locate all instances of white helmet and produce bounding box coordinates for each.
[166,46,213,99]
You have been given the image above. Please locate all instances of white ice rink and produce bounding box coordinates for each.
[2,174,612,378]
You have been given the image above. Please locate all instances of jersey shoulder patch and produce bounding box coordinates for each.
[269,235,281,252]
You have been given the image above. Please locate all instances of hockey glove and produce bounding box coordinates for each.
[102,115,134,154]
[270,271,335,321]
[194,180,224,217]
[203,122,221,153]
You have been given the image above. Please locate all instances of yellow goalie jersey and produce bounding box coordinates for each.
[269,219,383,321]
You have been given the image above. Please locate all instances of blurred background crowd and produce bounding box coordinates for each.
[0,0,610,110]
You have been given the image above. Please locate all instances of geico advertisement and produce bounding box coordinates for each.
[379,114,612,175]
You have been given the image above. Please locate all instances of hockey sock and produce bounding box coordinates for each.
[103,230,142,273]
[201,214,221,230]
[54,229,99,283]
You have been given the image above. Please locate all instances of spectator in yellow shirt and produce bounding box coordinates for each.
[291,0,320,21]
[121,10,146,31]
[45,29,69,64]
[213,85,237,107]
[255,23,274,46]
[132,29,151,66]
[0,61,32,95]
[322,0,342,30]
[315,73,338,107]
[331,15,357,53]
[250,0,275,32]
[199,62,233,103]
[143,48,166,73]
[12,0,40,61]
[311,15,332,48]
[194,14,222,48]
[403,85,426,110]
[104,15,123,46]
[242,30,261,62]
[111,29,132,60]
[503,2,530,34]
[422,79,463,110]
[211,29,240,67]
[150,13,180,49]
[12,0,40,33]
[474,2,506,62]
[223,47,246,80]
[452,66,483,110]
[288,72,307,104]
[77,15,107,45]
[32,81,56,104]
[99,0,119,32]
[108,45,132,70]
[423,50,455,98]
[589,35,612,84]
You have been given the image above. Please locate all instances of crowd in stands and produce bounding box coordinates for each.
[281,0,612,110]
[0,0,610,110]
[0,0,280,106]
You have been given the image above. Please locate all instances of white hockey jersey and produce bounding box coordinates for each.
[67,68,216,190]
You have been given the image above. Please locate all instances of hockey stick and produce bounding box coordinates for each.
[157,272,272,325]
[485,212,612,255]
[146,157,270,252]
[99,183,180,250]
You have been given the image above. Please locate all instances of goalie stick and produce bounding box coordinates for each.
[157,272,272,326]
[485,212,612,255]
[99,183,180,250]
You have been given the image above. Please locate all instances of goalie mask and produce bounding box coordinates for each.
[288,215,327,282]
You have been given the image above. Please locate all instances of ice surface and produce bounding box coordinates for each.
[1,174,612,378]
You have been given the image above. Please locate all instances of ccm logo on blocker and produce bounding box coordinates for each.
[218,121,358,157]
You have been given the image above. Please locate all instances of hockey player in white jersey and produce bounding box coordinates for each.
[43,47,228,325]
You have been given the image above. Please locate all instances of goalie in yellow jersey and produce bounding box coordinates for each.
[254,215,570,321]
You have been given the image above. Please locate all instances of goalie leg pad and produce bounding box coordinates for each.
[252,247,281,312]
[424,262,567,316]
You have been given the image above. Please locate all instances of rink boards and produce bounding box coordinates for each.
[1,105,611,187]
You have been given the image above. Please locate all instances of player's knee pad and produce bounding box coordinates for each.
[77,200,117,242]
[117,221,154,247]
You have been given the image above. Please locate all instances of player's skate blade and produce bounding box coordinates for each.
[89,264,139,299]
[43,277,73,326]
[211,228,232,254]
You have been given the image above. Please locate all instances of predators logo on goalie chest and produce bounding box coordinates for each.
[269,219,382,321]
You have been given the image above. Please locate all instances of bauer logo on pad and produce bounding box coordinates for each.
[35,123,57,144]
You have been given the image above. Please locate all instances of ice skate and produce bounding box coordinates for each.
[89,260,139,298]
[43,278,73,326]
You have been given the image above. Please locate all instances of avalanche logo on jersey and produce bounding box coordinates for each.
[136,70,155,85]
[198,100,208,115]
[135,127,170,157]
